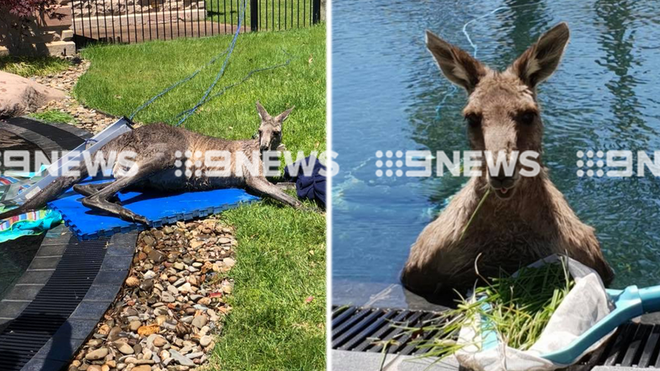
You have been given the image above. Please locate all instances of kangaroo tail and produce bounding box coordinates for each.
[0,163,89,220]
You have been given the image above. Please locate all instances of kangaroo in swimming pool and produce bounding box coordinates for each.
[401,23,614,296]
[0,102,301,224]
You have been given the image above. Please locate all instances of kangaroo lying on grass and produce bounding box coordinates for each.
[0,102,301,224]
[401,23,614,297]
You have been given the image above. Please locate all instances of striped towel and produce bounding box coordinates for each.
[0,175,62,242]
[0,209,52,231]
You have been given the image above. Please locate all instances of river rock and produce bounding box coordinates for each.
[85,347,108,360]
[192,314,208,329]
[117,342,134,355]
[169,349,195,366]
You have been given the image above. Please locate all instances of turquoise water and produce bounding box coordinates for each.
[332,0,660,303]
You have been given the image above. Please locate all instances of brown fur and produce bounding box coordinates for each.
[0,102,301,224]
[401,23,614,296]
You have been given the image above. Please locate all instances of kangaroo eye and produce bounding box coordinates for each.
[464,113,482,128]
[520,111,537,125]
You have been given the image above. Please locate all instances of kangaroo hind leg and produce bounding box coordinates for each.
[73,181,121,204]
[246,176,302,209]
[81,156,168,224]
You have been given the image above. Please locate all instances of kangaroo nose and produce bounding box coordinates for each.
[489,172,516,189]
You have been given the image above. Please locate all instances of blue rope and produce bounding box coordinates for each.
[172,48,293,123]
[127,0,245,123]
[174,0,247,126]
[128,49,230,121]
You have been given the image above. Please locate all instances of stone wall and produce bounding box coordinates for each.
[69,0,202,18]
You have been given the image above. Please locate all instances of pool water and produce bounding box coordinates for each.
[332,0,660,305]
[0,128,43,298]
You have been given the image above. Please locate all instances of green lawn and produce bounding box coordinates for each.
[0,56,70,77]
[216,201,326,371]
[75,25,325,154]
[206,0,313,31]
[74,25,326,371]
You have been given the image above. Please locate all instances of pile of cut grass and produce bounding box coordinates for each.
[410,260,574,359]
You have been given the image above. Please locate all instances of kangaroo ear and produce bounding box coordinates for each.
[255,101,270,120]
[425,30,487,92]
[509,22,570,88]
[276,106,294,123]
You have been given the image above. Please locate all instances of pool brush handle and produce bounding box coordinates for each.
[639,285,660,314]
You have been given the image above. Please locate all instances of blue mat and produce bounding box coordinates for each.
[48,179,259,240]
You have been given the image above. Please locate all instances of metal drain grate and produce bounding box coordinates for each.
[0,235,108,371]
[332,306,442,356]
[332,305,660,368]
[595,322,660,368]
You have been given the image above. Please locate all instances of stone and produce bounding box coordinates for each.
[199,335,213,347]
[85,347,109,360]
[169,349,195,366]
[188,276,199,286]
[148,249,165,263]
[140,279,154,291]
[137,324,160,336]
[117,342,134,355]
[142,235,156,246]
[0,71,65,118]
[143,270,157,280]
[129,320,141,331]
[167,285,179,295]
[125,276,140,287]
[97,324,110,336]
[153,335,168,347]
[178,282,192,294]
[192,314,208,329]
[133,366,151,371]
[161,291,175,303]
[87,365,102,371]
[223,257,236,267]
[108,326,122,341]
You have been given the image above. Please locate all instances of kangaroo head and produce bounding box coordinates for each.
[426,22,569,200]
[255,101,294,152]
